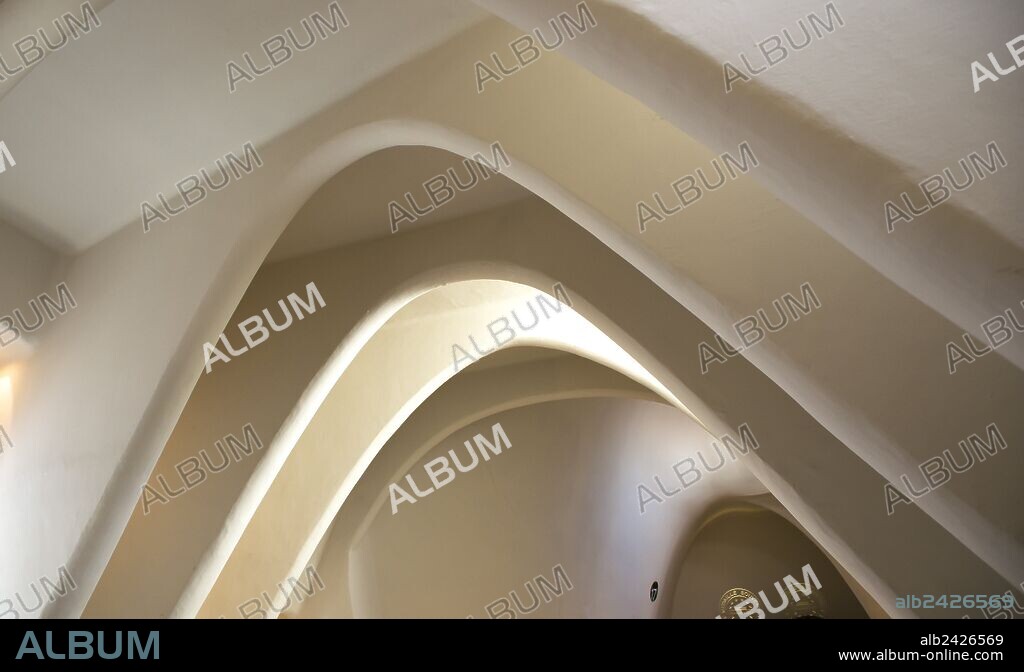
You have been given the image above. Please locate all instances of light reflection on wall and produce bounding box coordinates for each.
[0,369,15,434]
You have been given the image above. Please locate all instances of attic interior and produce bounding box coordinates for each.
[0,0,1021,625]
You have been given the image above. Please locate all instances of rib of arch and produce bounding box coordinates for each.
[47,19,1023,612]
[82,193,1013,619]
[287,358,878,620]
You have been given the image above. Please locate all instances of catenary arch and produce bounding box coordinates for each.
[57,116,681,618]
[85,191,1008,620]
[91,269,704,618]
[201,350,875,619]
[38,21,1024,618]
[70,135,1015,618]
[194,298,711,618]
[277,348,771,619]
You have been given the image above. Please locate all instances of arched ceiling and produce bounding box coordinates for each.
[1,0,1019,621]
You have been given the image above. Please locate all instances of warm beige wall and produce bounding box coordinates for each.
[195,276,679,618]
[670,506,868,619]
[11,12,1020,617]
[88,193,1017,619]
[479,0,1024,366]
[308,396,762,619]
[0,218,62,369]
[0,0,114,106]
[90,269,678,617]
[293,348,665,618]
[293,368,872,619]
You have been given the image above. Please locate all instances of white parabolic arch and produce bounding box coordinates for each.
[60,118,1018,620]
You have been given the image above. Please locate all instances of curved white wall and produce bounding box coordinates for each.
[478,0,1024,367]
[86,191,1018,620]
[306,396,762,619]
[0,7,1016,619]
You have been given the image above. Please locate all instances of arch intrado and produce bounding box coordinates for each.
[43,22,1023,616]
[89,195,1010,621]
[283,352,762,619]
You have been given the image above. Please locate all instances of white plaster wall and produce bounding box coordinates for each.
[477,0,1024,367]
[312,397,762,619]
[292,371,872,618]
[0,219,62,369]
[294,348,663,618]
[0,0,114,110]
[88,273,678,617]
[172,202,1011,619]
[0,13,1016,618]
[85,191,1020,619]
[193,276,681,618]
